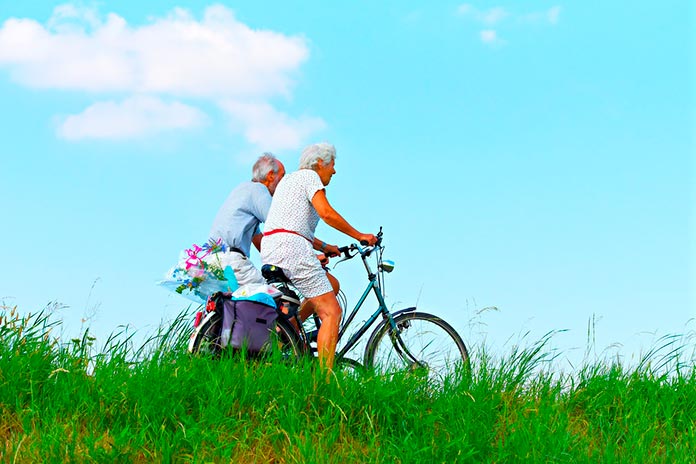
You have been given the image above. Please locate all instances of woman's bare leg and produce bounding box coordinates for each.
[327,271,340,294]
[302,291,342,370]
[298,270,340,322]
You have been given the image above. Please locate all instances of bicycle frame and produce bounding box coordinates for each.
[335,268,390,360]
[329,239,422,365]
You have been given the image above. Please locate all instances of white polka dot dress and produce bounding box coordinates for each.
[261,170,333,298]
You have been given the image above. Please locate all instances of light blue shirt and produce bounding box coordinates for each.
[209,181,271,257]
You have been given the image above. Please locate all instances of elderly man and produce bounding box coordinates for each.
[261,142,377,370]
[207,153,285,286]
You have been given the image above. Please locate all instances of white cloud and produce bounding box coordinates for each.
[220,101,326,152]
[457,4,561,45]
[519,6,563,25]
[0,4,324,146]
[457,4,473,15]
[457,4,509,25]
[480,7,508,25]
[548,6,562,25]
[480,29,505,46]
[480,30,497,43]
[0,4,308,97]
[58,96,207,140]
[47,3,102,32]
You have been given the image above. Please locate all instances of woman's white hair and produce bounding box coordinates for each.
[299,142,336,170]
[252,152,281,181]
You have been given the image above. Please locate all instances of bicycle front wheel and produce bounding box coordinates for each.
[364,311,469,381]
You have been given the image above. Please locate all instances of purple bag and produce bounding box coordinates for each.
[216,293,278,352]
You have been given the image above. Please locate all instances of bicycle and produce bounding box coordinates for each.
[188,229,470,380]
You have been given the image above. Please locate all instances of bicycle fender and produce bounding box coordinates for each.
[390,306,417,318]
[363,306,417,363]
[188,311,219,354]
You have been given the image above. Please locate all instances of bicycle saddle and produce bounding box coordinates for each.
[261,264,291,284]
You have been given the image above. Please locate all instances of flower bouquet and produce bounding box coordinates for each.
[159,239,238,304]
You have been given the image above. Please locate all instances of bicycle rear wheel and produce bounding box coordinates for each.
[364,311,469,382]
[188,311,223,356]
[266,316,305,361]
[188,311,304,360]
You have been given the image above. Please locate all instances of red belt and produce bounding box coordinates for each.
[263,228,312,243]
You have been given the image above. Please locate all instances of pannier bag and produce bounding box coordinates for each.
[212,292,278,352]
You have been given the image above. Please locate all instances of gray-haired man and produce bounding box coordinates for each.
[207,153,285,286]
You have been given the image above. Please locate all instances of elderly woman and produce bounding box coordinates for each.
[261,142,377,370]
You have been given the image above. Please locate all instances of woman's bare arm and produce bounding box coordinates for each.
[311,190,376,245]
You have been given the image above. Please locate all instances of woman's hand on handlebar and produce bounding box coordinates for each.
[317,245,343,266]
[358,233,378,246]
[323,244,342,258]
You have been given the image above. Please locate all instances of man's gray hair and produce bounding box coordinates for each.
[252,153,281,181]
[299,142,336,170]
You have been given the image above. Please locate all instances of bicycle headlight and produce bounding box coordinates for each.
[379,259,395,273]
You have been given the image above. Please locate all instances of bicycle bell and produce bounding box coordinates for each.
[379,259,395,273]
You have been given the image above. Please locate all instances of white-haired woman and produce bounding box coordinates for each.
[261,142,377,370]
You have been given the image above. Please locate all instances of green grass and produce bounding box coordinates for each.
[1,306,694,463]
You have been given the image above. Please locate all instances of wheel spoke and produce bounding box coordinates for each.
[366,312,469,383]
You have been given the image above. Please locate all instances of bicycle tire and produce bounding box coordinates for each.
[335,356,366,377]
[188,311,223,356]
[188,311,305,360]
[364,311,470,381]
[267,316,305,361]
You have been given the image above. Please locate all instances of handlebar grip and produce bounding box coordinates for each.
[362,229,383,247]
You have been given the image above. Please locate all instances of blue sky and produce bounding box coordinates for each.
[1,1,693,367]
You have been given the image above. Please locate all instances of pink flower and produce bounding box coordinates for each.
[185,244,203,269]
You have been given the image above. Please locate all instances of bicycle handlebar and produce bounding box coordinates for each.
[338,245,352,256]
[331,228,383,266]
[364,227,383,247]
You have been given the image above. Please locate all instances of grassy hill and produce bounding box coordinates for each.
[1,307,694,463]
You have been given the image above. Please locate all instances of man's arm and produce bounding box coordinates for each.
[252,232,263,252]
[252,184,272,252]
